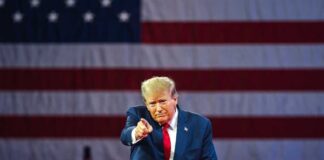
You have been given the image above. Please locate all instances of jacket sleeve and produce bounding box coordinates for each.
[120,107,140,146]
[201,119,218,160]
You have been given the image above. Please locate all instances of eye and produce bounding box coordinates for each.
[148,102,156,107]
[158,99,167,104]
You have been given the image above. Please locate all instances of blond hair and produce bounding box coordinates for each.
[141,76,178,101]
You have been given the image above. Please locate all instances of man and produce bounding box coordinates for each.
[120,76,217,160]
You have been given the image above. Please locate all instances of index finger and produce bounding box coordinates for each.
[140,118,149,128]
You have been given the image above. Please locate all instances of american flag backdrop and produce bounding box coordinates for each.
[1,0,324,159]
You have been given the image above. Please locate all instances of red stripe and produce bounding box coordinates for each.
[142,22,324,43]
[1,116,323,138]
[210,117,324,139]
[0,116,123,138]
[0,68,324,91]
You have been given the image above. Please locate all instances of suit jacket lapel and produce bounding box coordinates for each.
[174,108,188,160]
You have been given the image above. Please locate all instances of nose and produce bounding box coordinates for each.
[156,104,163,112]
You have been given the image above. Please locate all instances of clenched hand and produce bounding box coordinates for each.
[135,118,153,140]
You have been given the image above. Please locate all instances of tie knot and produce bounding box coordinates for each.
[163,123,170,129]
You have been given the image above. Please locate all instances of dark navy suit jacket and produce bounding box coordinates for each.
[120,106,218,160]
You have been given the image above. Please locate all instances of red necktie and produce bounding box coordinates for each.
[162,124,171,160]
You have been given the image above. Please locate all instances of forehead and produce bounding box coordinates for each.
[145,90,170,102]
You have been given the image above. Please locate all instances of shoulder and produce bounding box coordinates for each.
[126,105,151,119]
[127,105,147,115]
[180,108,211,126]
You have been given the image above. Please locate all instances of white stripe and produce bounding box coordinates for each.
[1,44,324,68]
[1,91,323,116]
[180,92,324,116]
[142,0,324,21]
[0,139,323,160]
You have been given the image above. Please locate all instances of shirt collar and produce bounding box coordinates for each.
[168,107,178,130]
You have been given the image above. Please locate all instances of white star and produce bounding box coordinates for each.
[101,0,111,7]
[0,0,5,7]
[48,11,59,23]
[118,11,130,23]
[83,11,95,23]
[13,11,23,23]
[65,0,76,7]
[30,0,40,8]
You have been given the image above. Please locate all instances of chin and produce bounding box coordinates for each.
[156,117,167,124]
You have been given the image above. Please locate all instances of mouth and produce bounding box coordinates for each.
[156,114,166,118]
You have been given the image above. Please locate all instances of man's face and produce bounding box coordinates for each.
[145,90,178,125]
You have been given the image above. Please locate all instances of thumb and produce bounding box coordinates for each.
[147,123,153,132]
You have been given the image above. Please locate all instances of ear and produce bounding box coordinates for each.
[172,96,178,104]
